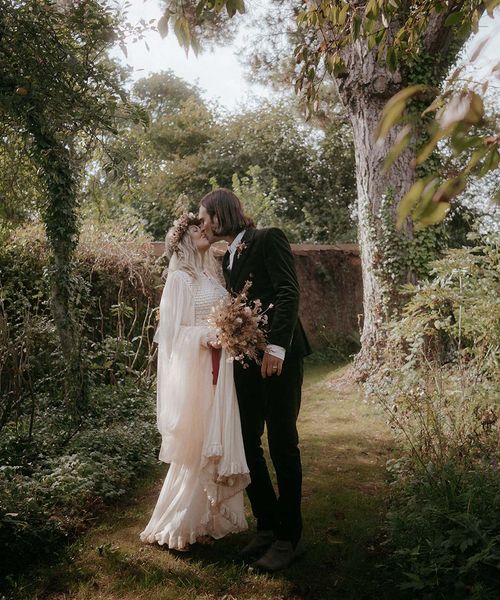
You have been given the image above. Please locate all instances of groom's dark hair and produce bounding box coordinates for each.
[200,188,255,236]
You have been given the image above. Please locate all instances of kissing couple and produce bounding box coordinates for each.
[140,188,311,572]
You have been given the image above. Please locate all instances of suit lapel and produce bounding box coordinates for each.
[230,228,256,290]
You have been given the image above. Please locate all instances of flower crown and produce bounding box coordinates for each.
[166,212,201,255]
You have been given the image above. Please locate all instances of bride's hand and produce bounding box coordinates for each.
[201,327,220,349]
[207,328,221,349]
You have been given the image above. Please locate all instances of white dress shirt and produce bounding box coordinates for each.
[227,230,286,362]
[227,230,246,270]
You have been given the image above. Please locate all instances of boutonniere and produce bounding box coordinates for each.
[236,241,248,258]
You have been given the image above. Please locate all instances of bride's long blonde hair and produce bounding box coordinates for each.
[164,222,219,281]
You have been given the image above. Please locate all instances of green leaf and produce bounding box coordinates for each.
[327,54,346,76]
[415,201,450,229]
[226,0,237,17]
[432,177,466,204]
[234,0,245,14]
[364,16,376,34]
[377,84,428,141]
[158,14,169,38]
[388,84,429,107]
[338,4,349,26]
[464,147,487,174]
[406,178,443,228]
[367,32,377,50]
[173,16,192,50]
[397,179,426,228]
[450,133,482,154]
[478,148,500,177]
[327,6,338,24]
[387,46,397,72]
[226,0,244,17]
[365,0,378,17]
[383,125,411,172]
[416,128,448,165]
[214,0,225,12]
[464,92,484,124]
[352,14,361,39]
[444,12,462,27]
[422,95,445,116]
[376,99,406,140]
[375,29,386,45]
[196,1,207,17]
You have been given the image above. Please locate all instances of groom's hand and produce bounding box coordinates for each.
[261,352,283,378]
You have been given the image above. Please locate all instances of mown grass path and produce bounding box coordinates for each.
[41,363,400,600]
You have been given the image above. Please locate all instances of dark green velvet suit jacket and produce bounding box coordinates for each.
[223,227,311,358]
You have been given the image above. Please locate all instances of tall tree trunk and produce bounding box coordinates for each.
[349,95,415,374]
[28,117,88,412]
[329,5,473,377]
[335,39,416,376]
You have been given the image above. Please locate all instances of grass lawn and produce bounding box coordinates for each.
[28,362,401,600]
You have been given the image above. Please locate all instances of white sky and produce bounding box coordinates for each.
[114,0,270,112]
[113,2,499,112]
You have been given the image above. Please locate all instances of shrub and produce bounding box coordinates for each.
[386,460,499,599]
[0,220,163,589]
[0,221,162,430]
[368,240,500,597]
[0,381,158,583]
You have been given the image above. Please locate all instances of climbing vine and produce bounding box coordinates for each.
[0,0,146,411]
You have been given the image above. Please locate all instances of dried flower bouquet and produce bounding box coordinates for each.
[208,280,271,367]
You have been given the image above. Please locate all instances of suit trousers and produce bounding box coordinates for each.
[234,353,303,544]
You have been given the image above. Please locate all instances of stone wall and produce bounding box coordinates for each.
[150,242,363,350]
[290,244,363,349]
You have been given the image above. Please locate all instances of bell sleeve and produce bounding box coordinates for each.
[155,270,213,465]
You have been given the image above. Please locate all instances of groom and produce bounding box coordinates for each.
[199,188,311,572]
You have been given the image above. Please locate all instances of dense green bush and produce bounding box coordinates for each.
[369,239,500,598]
[0,381,158,584]
[0,222,161,411]
[0,222,162,589]
[386,461,499,599]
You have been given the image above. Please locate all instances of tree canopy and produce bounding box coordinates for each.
[84,70,358,242]
[162,0,499,229]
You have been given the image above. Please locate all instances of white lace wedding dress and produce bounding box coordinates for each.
[140,269,250,550]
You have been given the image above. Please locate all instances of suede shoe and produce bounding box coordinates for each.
[238,530,275,560]
[250,539,306,573]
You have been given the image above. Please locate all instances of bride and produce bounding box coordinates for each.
[140,213,250,551]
